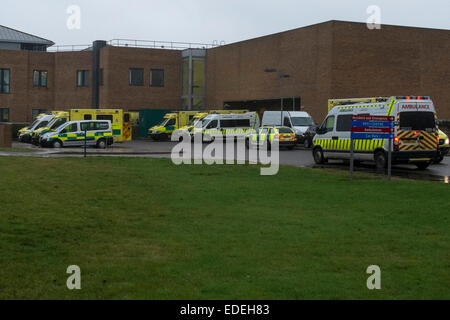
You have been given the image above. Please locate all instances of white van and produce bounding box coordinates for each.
[262,111,315,142]
[193,112,260,142]
[313,96,439,170]
[40,120,114,148]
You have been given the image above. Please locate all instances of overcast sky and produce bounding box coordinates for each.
[1,0,449,46]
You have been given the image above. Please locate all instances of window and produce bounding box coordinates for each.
[77,70,89,87]
[165,118,176,127]
[96,122,109,130]
[291,117,314,126]
[84,114,92,120]
[32,109,47,120]
[320,116,335,133]
[33,70,48,87]
[236,119,250,127]
[80,122,95,131]
[0,108,9,122]
[63,123,78,133]
[0,69,10,93]
[124,113,130,122]
[278,127,294,134]
[221,119,236,128]
[283,117,291,127]
[97,115,113,123]
[129,68,144,86]
[150,69,164,87]
[336,115,352,132]
[205,120,218,129]
[400,112,436,130]
[36,121,49,129]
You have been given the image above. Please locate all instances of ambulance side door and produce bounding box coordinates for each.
[320,115,336,158]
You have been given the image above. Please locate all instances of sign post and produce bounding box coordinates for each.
[350,115,395,180]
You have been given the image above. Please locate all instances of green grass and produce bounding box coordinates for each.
[0,147,38,153]
[0,157,448,300]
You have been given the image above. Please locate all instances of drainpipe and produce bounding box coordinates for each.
[92,40,107,109]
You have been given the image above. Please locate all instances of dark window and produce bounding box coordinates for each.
[77,70,89,87]
[320,116,335,133]
[221,119,236,128]
[84,115,92,120]
[32,109,47,120]
[400,112,436,130]
[206,120,218,129]
[0,69,10,93]
[33,70,48,87]
[236,119,250,127]
[80,122,95,131]
[124,113,130,122]
[150,69,164,87]
[99,69,104,86]
[0,108,9,122]
[63,123,78,133]
[165,118,176,126]
[129,68,144,86]
[36,121,49,129]
[278,127,294,134]
[97,115,113,123]
[283,117,291,127]
[336,115,352,132]
[96,122,109,130]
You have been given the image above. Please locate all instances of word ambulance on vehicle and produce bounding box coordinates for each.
[193,112,260,142]
[313,96,439,170]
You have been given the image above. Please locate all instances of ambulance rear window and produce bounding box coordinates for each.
[400,112,435,130]
[278,128,293,133]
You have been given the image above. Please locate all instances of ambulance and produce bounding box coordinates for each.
[70,109,130,142]
[313,96,439,170]
[172,110,249,141]
[148,111,199,140]
[40,120,114,148]
[18,113,55,143]
[32,111,70,145]
[193,112,260,142]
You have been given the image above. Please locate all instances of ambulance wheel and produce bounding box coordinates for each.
[415,162,430,170]
[96,138,106,149]
[374,151,387,170]
[435,156,444,164]
[313,147,325,164]
[304,139,311,149]
[52,140,63,148]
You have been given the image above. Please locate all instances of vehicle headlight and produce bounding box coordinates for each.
[446,138,449,145]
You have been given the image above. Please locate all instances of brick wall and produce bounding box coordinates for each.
[99,46,181,111]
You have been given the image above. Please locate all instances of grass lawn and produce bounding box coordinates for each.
[0,147,38,153]
[0,157,448,300]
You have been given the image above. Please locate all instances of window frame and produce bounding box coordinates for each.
[33,70,48,88]
[0,68,11,94]
[0,108,9,122]
[76,70,89,87]
[129,68,144,86]
[150,69,164,87]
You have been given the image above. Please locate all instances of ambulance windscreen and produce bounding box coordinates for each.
[400,112,435,130]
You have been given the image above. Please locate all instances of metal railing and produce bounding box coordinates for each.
[107,39,219,50]
[47,39,225,52]
[47,44,92,52]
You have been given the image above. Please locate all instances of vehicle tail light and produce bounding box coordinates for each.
[437,136,440,149]
[393,136,400,151]
[406,96,411,100]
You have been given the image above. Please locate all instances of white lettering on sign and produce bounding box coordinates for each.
[401,104,431,111]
